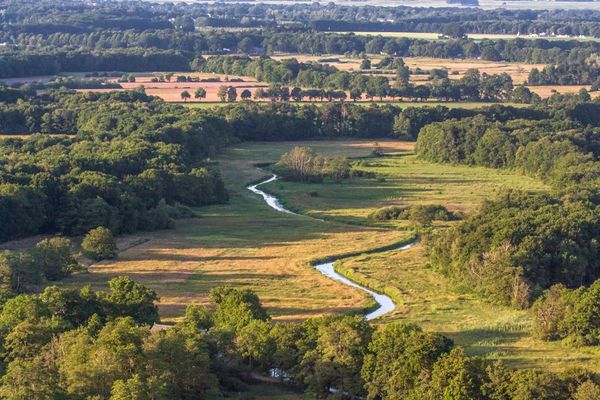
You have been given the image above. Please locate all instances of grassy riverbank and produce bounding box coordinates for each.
[264,152,548,227]
[60,140,412,321]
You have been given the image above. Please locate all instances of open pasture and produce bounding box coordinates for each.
[42,139,600,373]
[60,140,412,322]
[265,152,548,227]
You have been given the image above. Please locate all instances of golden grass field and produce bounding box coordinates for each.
[273,54,543,84]
[60,140,413,322]
[88,73,268,102]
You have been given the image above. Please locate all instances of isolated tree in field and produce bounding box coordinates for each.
[217,86,228,102]
[81,226,117,261]
[361,59,372,70]
[350,88,362,101]
[395,63,410,85]
[254,88,268,101]
[240,89,252,100]
[291,87,303,101]
[280,86,290,102]
[325,157,351,183]
[31,237,79,281]
[275,147,319,182]
[194,87,206,101]
[226,86,237,102]
[180,90,191,102]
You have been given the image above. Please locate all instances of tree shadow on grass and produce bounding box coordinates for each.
[441,328,529,356]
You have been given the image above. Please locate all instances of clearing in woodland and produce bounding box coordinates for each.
[60,140,600,373]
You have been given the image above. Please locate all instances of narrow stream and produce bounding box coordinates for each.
[248,173,415,320]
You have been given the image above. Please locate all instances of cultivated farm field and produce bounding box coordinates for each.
[272,54,543,84]
[346,31,600,41]
[89,73,268,102]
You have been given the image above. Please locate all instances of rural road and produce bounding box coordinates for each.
[248,173,415,320]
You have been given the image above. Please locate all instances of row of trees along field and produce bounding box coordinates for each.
[5,1,600,38]
[196,56,527,103]
[0,279,598,399]
[415,96,600,333]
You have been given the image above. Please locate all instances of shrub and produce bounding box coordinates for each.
[81,227,118,261]
[369,204,457,225]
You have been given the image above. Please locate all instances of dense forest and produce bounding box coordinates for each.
[3,0,600,37]
[0,90,230,243]
[1,282,599,399]
[2,31,600,84]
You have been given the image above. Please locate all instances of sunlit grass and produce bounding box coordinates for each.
[60,140,412,322]
[336,244,600,373]
[265,152,548,226]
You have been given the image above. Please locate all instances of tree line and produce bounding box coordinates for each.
[0,276,598,399]
[196,55,532,103]
[3,28,600,82]
[415,98,600,316]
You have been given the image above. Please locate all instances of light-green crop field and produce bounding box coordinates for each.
[346,31,600,42]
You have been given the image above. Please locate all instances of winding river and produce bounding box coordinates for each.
[248,173,415,320]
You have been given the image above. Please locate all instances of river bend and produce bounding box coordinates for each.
[248,173,415,320]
